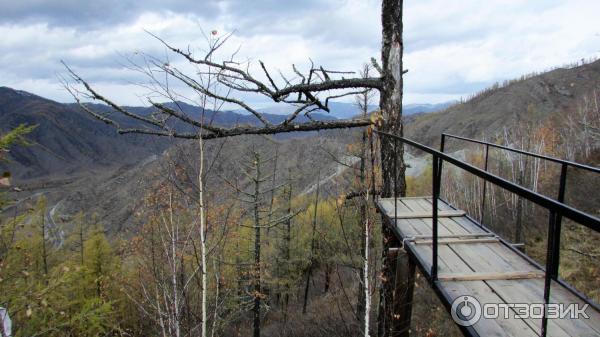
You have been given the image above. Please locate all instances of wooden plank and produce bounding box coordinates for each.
[407,218,455,237]
[389,210,466,219]
[452,216,488,234]
[411,238,500,245]
[449,242,521,274]
[439,217,472,235]
[394,219,422,238]
[437,270,545,281]
[402,198,428,212]
[404,242,470,275]
[408,233,498,240]
[378,199,411,214]
[512,279,600,336]
[485,242,541,271]
[381,196,434,201]
[442,281,539,337]
[416,198,433,212]
[398,218,430,237]
[437,244,473,274]
[424,197,454,211]
[485,279,572,337]
[384,196,599,336]
[544,280,600,335]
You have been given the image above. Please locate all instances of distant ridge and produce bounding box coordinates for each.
[239,101,453,119]
[0,86,170,180]
[406,59,600,146]
[0,87,339,180]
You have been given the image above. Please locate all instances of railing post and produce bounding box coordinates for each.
[440,134,446,153]
[541,164,568,336]
[542,209,557,337]
[438,134,445,197]
[550,164,567,279]
[394,137,398,219]
[480,144,490,222]
[431,154,439,281]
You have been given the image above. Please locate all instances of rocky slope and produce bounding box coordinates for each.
[406,59,600,147]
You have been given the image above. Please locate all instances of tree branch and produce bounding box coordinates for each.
[118,118,372,140]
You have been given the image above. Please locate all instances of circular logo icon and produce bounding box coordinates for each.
[451,295,482,326]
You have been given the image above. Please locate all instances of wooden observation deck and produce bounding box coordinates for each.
[373,131,600,337]
[377,197,600,337]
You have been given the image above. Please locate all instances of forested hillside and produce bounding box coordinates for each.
[2,54,600,336]
[406,58,600,147]
[2,0,600,332]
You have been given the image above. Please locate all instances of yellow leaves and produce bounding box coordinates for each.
[370,111,384,128]
[336,195,345,207]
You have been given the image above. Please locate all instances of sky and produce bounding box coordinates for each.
[1,0,599,107]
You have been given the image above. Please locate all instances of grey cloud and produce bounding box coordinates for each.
[1,0,597,107]
[0,0,221,29]
[0,0,331,30]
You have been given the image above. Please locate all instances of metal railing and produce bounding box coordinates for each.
[441,133,600,277]
[375,130,600,337]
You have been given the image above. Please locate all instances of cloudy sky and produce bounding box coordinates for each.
[1,0,599,107]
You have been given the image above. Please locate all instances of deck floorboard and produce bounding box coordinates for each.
[377,196,600,337]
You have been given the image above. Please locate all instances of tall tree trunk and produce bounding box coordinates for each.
[253,153,262,337]
[324,263,331,293]
[283,172,293,324]
[380,1,405,194]
[357,65,370,325]
[378,1,409,336]
[198,136,208,337]
[78,212,84,265]
[302,172,320,314]
[39,198,49,279]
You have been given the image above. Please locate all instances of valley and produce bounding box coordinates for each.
[1,13,599,336]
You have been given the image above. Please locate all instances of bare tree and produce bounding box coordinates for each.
[63,0,408,334]
[224,149,297,337]
[302,171,320,314]
[355,64,376,337]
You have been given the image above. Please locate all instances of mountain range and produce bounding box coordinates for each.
[407,59,600,146]
[239,101,454,119]
[2,58,600,234]
[0,87,454,181]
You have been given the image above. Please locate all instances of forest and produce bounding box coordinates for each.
[1,85,599,336]
[1,0,600,336]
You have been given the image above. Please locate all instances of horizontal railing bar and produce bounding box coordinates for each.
[443,133,600,173]
[374,130,600,233]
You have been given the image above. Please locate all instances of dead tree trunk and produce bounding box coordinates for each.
[356,64,372,326]
[37,197,49,279]
[253,152,262,337]
[283,172,293,324]
[302,172,320,314]
[378,1,412,337]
